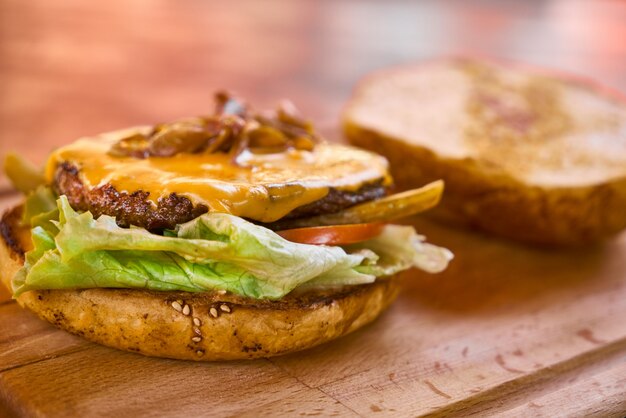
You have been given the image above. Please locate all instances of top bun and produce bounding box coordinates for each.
[344,57,626,245]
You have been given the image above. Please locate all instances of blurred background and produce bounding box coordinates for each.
[1,0,626,190]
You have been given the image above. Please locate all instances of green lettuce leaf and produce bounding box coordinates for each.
[22,186,58,227]
[13,196,452,299]
[352,225,453,276]
[300,225,453,290]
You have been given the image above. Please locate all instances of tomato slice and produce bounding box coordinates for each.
[277,223,385,245]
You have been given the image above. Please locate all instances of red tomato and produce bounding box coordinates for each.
[277,223,385,245]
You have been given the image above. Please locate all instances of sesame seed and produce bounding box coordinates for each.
[196,350,204,357]
[182,304,191,316]
[171,301,183,312]
[217,289,227,295]
[193,327,202,336]
[220,304,231,313]
[193,317,202,327]
[210,307,219,318]
[191,336,202,343]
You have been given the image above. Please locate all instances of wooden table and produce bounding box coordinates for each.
[1,1,626,416]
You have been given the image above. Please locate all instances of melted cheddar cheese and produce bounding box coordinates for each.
[45,127,391,222]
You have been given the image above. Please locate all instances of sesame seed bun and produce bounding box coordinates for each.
[343,57,626,245]
[0,205,399,361]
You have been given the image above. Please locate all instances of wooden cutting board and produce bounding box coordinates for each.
[0,196,625,417]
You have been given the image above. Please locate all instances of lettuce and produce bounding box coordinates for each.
[22,185,58,227]
[13,196,452,299]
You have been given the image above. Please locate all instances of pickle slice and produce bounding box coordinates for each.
[4,152,45,194]
[280,180,444,228]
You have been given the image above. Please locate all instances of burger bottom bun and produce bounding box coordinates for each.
[1,205,399,361]
[345,123,626,246]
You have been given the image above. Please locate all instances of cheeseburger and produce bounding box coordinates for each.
[1,93,451,360]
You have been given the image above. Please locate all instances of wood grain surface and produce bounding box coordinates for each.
[1,1,626,417]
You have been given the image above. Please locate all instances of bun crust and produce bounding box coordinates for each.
[1,206,399,360]
[344,58,626,245]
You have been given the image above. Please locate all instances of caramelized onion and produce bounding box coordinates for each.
[108,133,151,159]
[148,122,212,157]
[108,93,319,160]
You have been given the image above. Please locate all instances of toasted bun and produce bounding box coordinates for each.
[0,206,399,360]
[344,57,626,245]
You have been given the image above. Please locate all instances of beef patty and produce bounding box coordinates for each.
[53,162,387,231]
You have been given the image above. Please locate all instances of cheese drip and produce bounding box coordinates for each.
[45,127,391,223]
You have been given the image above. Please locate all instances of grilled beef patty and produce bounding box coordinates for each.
[53,162,386,231]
